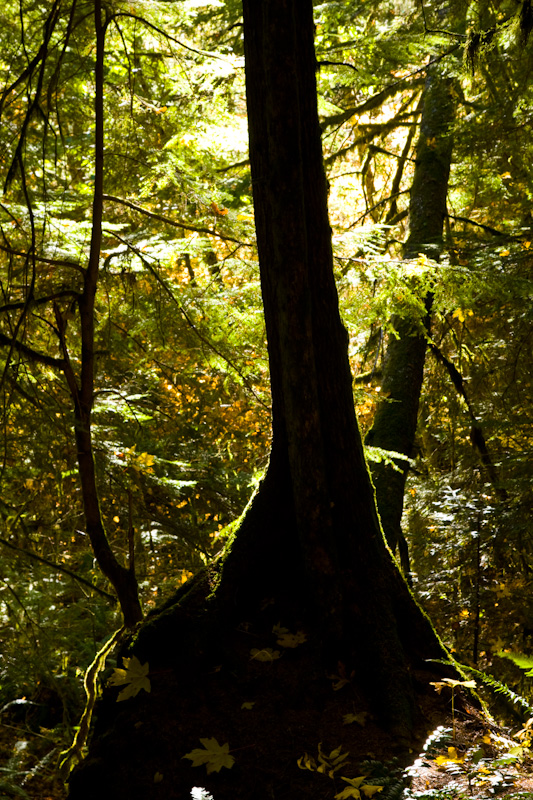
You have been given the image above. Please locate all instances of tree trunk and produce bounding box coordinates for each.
[230,0,451,722]
[365,67,455,569]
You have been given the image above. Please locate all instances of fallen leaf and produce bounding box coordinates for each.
[109,656,151,701]
[250,647,280,662]
[273,624,307,648]
[343,712,369,726]
[241,701,255,710]
[183,738,235,774]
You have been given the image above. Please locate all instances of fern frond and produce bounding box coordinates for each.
[462,665,533,720]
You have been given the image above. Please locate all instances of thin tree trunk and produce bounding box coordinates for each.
[65,0,142,627]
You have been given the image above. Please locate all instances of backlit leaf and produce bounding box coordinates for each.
[109,656,151,701]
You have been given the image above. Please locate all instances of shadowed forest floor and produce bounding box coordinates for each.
[3,626,533,800]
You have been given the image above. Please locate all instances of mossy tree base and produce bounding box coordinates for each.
[67,461,459,800]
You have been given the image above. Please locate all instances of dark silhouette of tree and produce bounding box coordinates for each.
[67,2,458,797]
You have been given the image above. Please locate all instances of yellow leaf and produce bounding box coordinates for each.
[109,655,151,701]
[336,776,376,799]
[273,623,307,648]
[361,787,384,797]
[241,701,255,710]
[343,712,369,726]
[522,241,531,250]
[183,738,235,774]
[250,647,281,662]
[447,746,464,762]
[297,753,317,771]
[499,250,510,257]
[335,788,361,800]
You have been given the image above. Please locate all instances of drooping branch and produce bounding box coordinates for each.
[105,230,270,411]
[0,243,83,272]
[4,1,62,191]
[429,342,508,500]
[447,213,521,241]
[0,535,117,602]
[102,193,248,245]
[0,332,65,369]
[320,45,460,130]
[0,289,80,313]
[0,0,61,118]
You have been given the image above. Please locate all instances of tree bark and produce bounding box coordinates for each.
[365,67,455,569]
[213,0,452,729]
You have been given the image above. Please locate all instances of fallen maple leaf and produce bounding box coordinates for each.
[273,623,307,648]
[250,647,281,662]
[343,711,369,726]
[183,738,235,774]
[109,655,151,701]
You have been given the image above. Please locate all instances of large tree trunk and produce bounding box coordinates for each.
[365,67,455,570]
[67,3,459,798]
[228,0,451,722]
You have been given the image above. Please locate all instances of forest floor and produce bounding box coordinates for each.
[4,633,533,800]
[3,692,533,800]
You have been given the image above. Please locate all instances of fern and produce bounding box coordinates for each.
[380,777,408,800]
[357,757,407,800]
[461,665,533,720]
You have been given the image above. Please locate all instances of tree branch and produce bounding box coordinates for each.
[0,243,84,272]
[0,289,80,314]
[0,535,117,602]
[0,332,65,369]
[102,194,249,245]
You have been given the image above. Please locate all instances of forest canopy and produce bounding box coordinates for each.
[0,0,533,797]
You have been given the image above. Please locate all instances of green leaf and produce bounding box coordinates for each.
[497,650,533,676]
